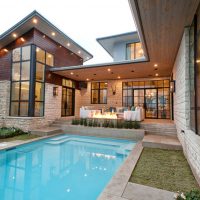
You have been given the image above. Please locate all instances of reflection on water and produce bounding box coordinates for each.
[0,136,133,200]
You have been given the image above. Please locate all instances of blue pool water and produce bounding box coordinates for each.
[0,135,136,200]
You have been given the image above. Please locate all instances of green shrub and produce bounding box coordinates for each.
[80,118,84,125]
[88,119,93,127]
[175,190,200,200]
[123,121,129,129]
[116,120,123,129]
[132,121,140,129]
[83,118,88,126]
[71,118,80,125]
[93,119,98,127]
[0,127,28,139]
[102,120,109,128]
[109,120,115,128]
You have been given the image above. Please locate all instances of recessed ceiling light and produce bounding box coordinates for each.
[70,52,74,55]
[86,78,89,81]
[43,35,46,38]
[59,45,62,48]
[78,50,81,54]
[154,64,158,67]
[20,37,25,42]
[154,68,158,71]
[70,72,74,75]
[67,43,70,47]
[117,76,121,79]
[107,68,111,72]
[33,18,38,24]
[12,33,17,38]
[51,32,56,36]
[155,73,159,76]
[3,49,8,53]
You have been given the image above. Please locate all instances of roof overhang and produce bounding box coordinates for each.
[96,31,141,58]
[0,10,93,62]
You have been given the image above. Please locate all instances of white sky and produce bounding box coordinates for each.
[0,0,136,64]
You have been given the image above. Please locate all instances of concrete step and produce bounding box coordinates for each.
[31,127,63,136]
[142,134,182,150]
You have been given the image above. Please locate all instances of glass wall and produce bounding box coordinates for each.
[11,46,31,116]
[10,45,54,117]
[122,80,170,119]
[62,79,75,116]
[126,42,144,60]
[91,82,107,104]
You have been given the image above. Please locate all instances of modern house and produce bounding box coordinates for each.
[0,0,200,185]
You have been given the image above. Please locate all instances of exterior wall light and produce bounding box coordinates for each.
[170,80,175,93]
[53,87,59,96]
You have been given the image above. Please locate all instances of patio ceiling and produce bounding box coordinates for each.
[51,0,199,81]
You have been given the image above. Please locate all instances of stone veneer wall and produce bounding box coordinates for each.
[0,82,62,131]
[173,28,200,185]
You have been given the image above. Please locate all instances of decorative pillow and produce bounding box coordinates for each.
[131,106,135,111]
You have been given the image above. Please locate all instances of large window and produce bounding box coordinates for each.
[10,45,54,117]
[122,80,170,119]
[91,82,107,104]
[126,42,144,60]
[10,46,31,116]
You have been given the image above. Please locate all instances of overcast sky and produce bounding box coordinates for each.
[0,0,136,64]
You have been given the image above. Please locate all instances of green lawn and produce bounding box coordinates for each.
[0,134,40,142]
[130,148,199,193]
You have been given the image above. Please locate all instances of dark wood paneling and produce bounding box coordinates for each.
[33,29,83,67]
[0,30,34,80]
[0,28,82,82]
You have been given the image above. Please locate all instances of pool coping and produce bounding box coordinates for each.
[0,133,62,151]
[97,141,143,200]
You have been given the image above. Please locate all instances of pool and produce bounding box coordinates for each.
[0,134,136,200]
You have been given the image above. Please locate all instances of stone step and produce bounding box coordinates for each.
[30,127,63,136]
[142,134,182,150]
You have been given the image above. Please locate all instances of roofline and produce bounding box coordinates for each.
[49,57,148,72]
[0,10,93,60]
[96,31,138,42]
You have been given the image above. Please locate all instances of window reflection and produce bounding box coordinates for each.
[126,42,144,60]
[46,52,54,66]
[36,47,45,63]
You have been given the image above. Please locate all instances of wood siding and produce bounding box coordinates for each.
[0,28,83,83]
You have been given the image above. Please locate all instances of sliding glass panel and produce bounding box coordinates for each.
[21,61,30,80]
[20,102,29,116]
[145,89,157,118]
[22,46,31,61]
[20,82,29,100]
[10,102,19,116]
[35,82,44,101]
[36,47,45,63]
[12,63,20,81]
[12,48,21,62]
[46,53,54,66]
[11,82,20,101]
[36,63,45,81]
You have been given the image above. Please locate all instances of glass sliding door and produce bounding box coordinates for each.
[145,89,157,118]
[62,87,75,116]
[133,89,144,107]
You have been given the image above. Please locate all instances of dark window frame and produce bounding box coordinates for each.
[10,45,54,117]
[91,82,108,104]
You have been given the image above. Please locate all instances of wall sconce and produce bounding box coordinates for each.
[53,87,58,96]
[170,80,175,93]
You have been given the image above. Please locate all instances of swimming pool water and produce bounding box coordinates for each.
[0,135,136,200]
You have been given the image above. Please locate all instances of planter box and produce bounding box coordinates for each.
[61,125,144,141]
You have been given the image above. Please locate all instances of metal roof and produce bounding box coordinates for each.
[0,10,93,62]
